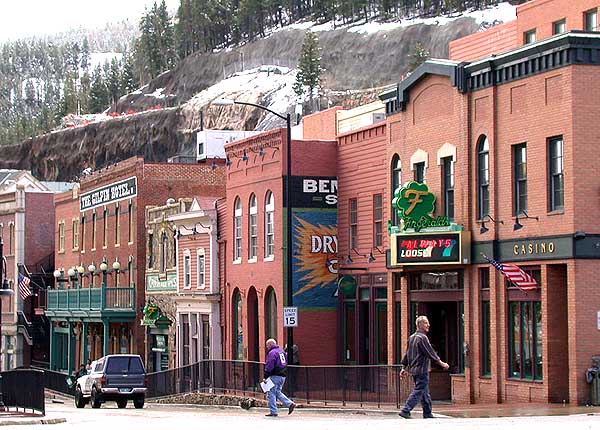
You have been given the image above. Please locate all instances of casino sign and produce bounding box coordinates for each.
[390,182,470,266]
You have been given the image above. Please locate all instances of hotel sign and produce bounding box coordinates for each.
[80,177,137,212]
[391,231,470,266]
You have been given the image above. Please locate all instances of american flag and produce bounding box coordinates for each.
[19,273,32,300]
[482,254,538,291]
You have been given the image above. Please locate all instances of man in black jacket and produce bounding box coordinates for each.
[399,315,449,419]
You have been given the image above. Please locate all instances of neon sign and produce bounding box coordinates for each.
[391,232,469,265]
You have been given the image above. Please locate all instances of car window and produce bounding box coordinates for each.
[93,361,103,372]
[106,356,145,374]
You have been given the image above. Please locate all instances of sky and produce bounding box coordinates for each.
[0,0,180,42]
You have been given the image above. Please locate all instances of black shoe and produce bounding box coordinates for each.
[265,413,278,417]
[288,403,296,415]
[398,411,411,419]
[423,414,436,419]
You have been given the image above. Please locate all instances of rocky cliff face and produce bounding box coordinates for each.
[0,18,481,181]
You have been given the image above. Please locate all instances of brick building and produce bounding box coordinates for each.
[333,0,600,405]
[0,170,71,370]
[48,157,225,373]
[223,128,338,365]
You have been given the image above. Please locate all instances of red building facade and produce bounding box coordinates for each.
[223,128,338,365]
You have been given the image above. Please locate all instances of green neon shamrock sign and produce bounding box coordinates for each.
[392,182,449,232]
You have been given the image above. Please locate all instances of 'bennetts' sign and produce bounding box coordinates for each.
[80,177,138,211]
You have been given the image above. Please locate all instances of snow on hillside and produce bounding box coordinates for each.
[89,52,123,71]
[281,2,516,34]
[186,65,299,127]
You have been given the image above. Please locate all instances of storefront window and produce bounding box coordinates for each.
[343,302,356,362]
[233,290,244,360]
[265,287,277,340]
[508,268,542,380]
[480,267,491,376]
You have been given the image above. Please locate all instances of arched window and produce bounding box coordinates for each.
[264,191,275,258]
[248,194,258,260]
[265,287,277,340]
[232,290,244,360]
[234,197,242,261]
[478,136,490,219]
[391,155,402,226]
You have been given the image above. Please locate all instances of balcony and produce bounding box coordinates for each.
[46,285,136,319]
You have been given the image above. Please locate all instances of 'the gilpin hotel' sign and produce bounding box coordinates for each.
[80,177,138,212]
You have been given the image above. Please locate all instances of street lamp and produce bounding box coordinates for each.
[0,238,15,408]
[212,98,295,365]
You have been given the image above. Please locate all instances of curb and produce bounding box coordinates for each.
[0,417,67,426]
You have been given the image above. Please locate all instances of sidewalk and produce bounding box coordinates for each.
[0,409,66,426]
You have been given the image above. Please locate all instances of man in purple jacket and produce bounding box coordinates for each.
[264,338,296,417]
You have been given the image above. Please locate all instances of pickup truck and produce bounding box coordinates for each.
[75,354,147,409]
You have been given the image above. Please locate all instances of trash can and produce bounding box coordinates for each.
[591,370,600,406]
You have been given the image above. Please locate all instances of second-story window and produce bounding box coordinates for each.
[128,201,134,243]
[58,221,65,253]
[514,143,528,215]
[72,219,79,250]
[585,8,598,31]
[197,251,205,288]
[81,216,86,252]
[349,198,358,250]
[391,155,402,227]
[478,136,490,219]
[184,251,191,288]
[92,212,97,249]
[234,198,242,261]
[160,231,168,273]
[8,223,14,254]
[373,194,383,248]
[443,157,455,220]
[553,19,566,34]
[414,162,425,183]
[265,191,275,258]
[249,194,257,260]
[148,233,154,268]
[549,136,564,212]
[115,204,120,245]
[102,208,108,247]
[524,29,536,44]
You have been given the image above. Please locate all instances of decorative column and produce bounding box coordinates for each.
[102,320,110,356]
[82,321,89,365]
[67,321,76,374]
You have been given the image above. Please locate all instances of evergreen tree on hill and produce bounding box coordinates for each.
[293,31,324,113]
[90,65,109,113]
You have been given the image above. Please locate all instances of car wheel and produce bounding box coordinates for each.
[133,397,144,409]
[75,386,86,408]
[117,399,127,409]
[91,386,102,409]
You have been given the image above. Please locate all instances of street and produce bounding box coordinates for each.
[22,400,600,430]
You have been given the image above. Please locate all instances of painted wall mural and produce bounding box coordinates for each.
[292,209,337,309]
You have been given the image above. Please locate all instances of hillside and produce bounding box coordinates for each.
[0,4,516,181]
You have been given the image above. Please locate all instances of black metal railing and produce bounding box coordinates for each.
[38,367,76,397]
[1,369,45,415]
[147,360,412,407]
[38,360,413,408]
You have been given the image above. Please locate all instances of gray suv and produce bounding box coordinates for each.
[75,354,147,409]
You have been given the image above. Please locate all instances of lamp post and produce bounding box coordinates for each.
[0,238,15,409]
[212,98,294,363]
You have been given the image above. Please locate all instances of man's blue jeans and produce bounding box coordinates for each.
[401,372,432,416]
[267,375,294,415]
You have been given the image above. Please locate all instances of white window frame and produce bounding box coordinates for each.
[58,221,65,253]
[248,194,258,262]
[234,198,242,263]
[183,250,191,289]
[264,191,275,260]
[197,249,206,289]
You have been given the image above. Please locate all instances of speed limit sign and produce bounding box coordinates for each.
[283,307,298,327]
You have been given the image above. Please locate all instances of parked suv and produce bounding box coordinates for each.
[75,354,147,409]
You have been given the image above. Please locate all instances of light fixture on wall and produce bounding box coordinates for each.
[479,214,503,234]
[513,211,539,231]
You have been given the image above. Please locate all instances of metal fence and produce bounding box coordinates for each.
[147,360,412,408]
[1,369,46,415]
[36,360,413,408]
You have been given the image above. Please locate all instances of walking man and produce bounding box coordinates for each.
[264,338,296,417]
[399,315,449,419]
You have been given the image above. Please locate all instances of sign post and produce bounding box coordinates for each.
[283,307,298,328]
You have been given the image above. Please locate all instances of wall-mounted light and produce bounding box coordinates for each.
[479,214,503,234]
[346,248,367,264]
[242,150,249,161]
[367,252,376,263]
[513,211,538,231]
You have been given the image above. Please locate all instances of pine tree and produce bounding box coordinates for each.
[121,52,139,94]
[80,37,91,73]
[293,31,324,113]
[107,58,122,107]
[90,65,109,113]
[408,42,430,72]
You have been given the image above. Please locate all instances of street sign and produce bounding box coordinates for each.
[283,307,298,327]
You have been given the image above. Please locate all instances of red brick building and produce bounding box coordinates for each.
[333,0,600,405]
[223,128,338,365]
[49,157,225,373]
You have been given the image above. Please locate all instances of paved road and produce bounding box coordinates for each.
[24,401,600,430]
